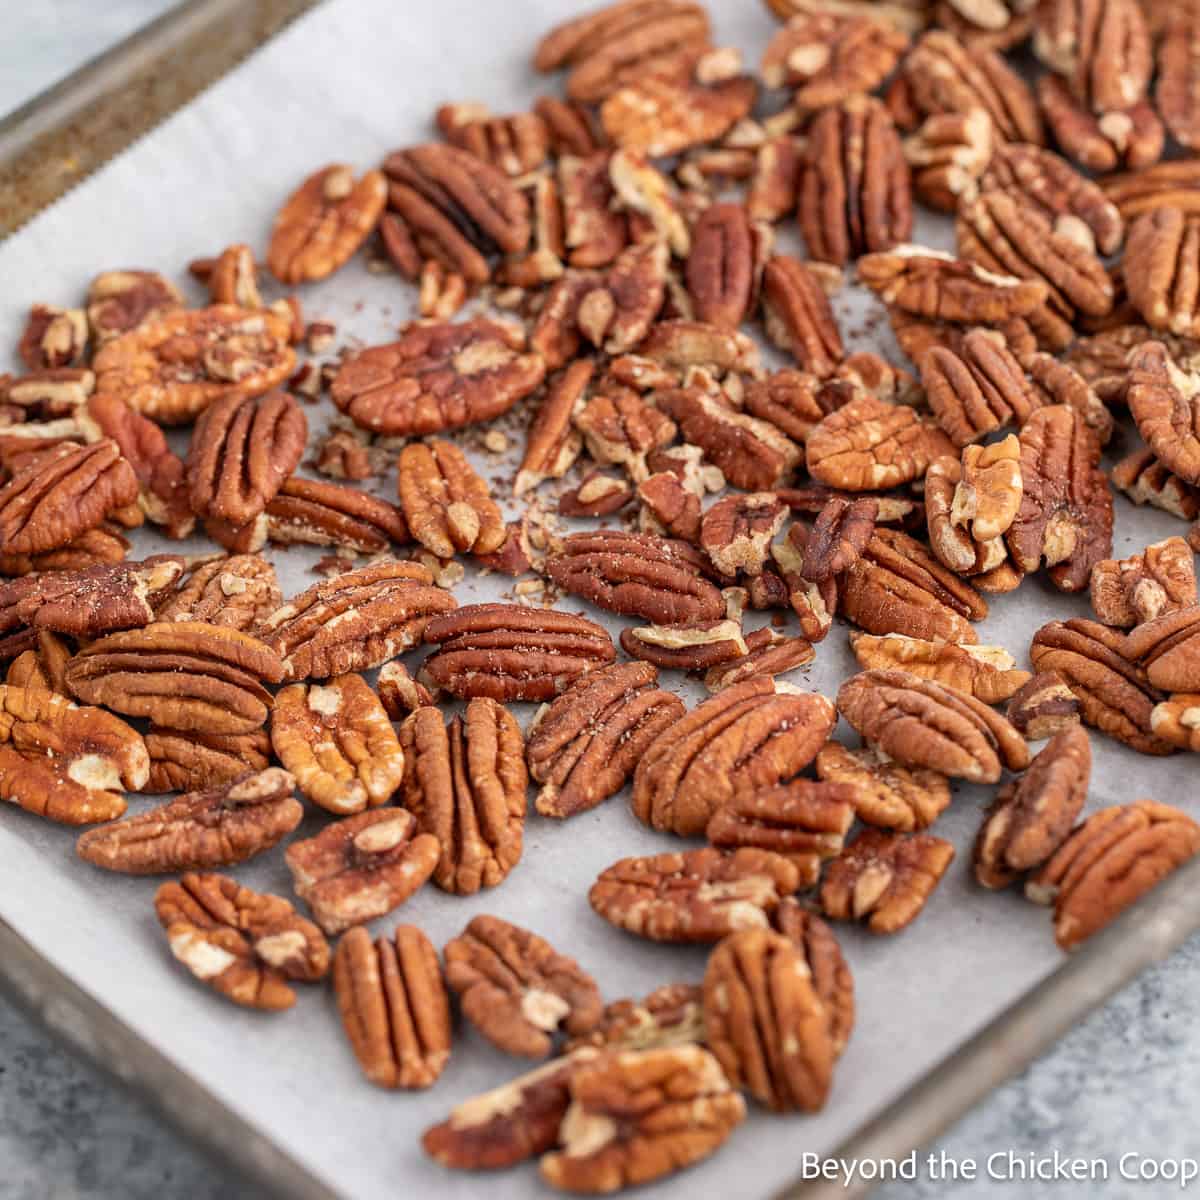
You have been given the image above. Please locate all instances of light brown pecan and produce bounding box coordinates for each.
[632,676,836,836]
[924,447,1018,577]
[566,983,704,1054]
[1037,76,1163,173]
[1124,606,1200,692]
[903,109,994,212]
[1150,692,1200,751]
[619,618,751,672]
[699,493,788,577]
[0,526,131,578]
[1156,7,1200,149]
[0,685,147,825]
[815,739,951,832]
[539,1045,744,1193]
[4,630,70,697]
[155,555,280,631]
[376,661,434,720]
[747,135,803,224]
[761,256,845,379]
[574,386,676,481]
[1098,159,1200,221]
[703,630,815,691]
[685,203,754,329]
[1030,618,1173,754]
[258,559,456,681]
[535,95,606,155]
[1111,445,1200,520]
[515,359,591,497]
[820,828,955,933]
[1126,341,1200,488]
[257,476,408,556]
[397,440,503,559]
[399,699,527,894]
[76,767,301,874]
[200,243,262,308]
[1090,538,1196,628]
[420,603,616,701]
[143,727,271,794]
[573,242,670,356]
[2,366,93,420]
[1125,209,1200,341]
[742,369,836,445]
[444,915,602,1059]
[334,923,450,1089]
[92,305,296,426]
[837,667,1030,781]
[285,808,439,935]
[1028,800,1200,948]
[527,661,684,818]
[331,319,545,437]
[270,674,404,815]
[18,305,87,371]
[1006,670,1082,740]
[0,440,139,557]
[850,632,1031,703]
[86,271,183,344]
[155,873,328,1010]
[974,725,1090,889]
[436,103,551,176]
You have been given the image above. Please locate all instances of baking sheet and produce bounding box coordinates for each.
[0,1,1193,1197]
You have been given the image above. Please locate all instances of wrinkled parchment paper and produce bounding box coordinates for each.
[0,1,1194,1196]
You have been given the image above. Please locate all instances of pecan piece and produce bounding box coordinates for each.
[703,630,816,691]
[566,983,704,1054]
[1127,209,1200,338]
[1037,76,1163,173]
[632,677,836,836]
[155,873,328,1011]
[770,523,839,641]
[1150,693,1200,752]
[803,496,877,581]
[573,386,675,482]
[1127,341,1200,485]
[76,768,301,874]
[515,359,590,497]
[903,109,994,212]
[18,305,87,371]
[144,727,271,794]
[760,256,845,379]
[331,319,545,437]
[399,699,526,894]
[1090,537,1196,628]
[685,203,754,329]
[258,559,456,680]
[314,422,383,482]
[155,555,280,631]
[86,271,183,344]
[444,915,602,1059]
[1006,670,1082,741]
[397,440,503,558]
[559,153,628,270]
[815,740,952,832]
[1028,801,1200,948]
[1124,606,1200,692]
[746,135,803,224]
[559,472,634,517]
[333,924,451,1089]
[436,104,550,176]
[974,726,1090,889]
[820,829,955,933]
[527,661,684,818]
[266,477,409,555]
[849,632,1031,703]
[837,668,1030,781]
[619,618,750,672]
[1111,444,1200,519]
[742,369,834,445]
[770,901,855,1054]
[600,73,757,157]
[699,493,787,576]
[4,630,70,697]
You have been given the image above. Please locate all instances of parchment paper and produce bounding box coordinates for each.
[0,1,1193,1197]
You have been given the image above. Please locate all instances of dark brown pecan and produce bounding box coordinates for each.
[1006,670,1082,740]
[399,699,527,894]
[65,622,282,735]
[574,386,676,481]
[285,808,440,935]
[435,103,551,176]
[1125,209,1200,340]
[1156,7,1200,150]
[515,359,591,497]
[527,661,685,818]
[921,332,1037,446]
[747,135,803,224]
[974,725,1091,889]
[837,667,1030,781]
[258,560,456,681]
[761,256,845,378]
[1030,618,1174,754]
[632,677,836,836]
[76,767,301,874]
[1005,405,1112,592]
[333,924,451,1089]
[637,471,705,543]
[565,983,703,1054]
[1028,801,1200,949]
[1124,606,1200,692]
[444,915,602,1059]
[589,846,800,943]
[154,872,328,1010]
[572,240,670,355]
[0,526,131,578]
[262,476,410,555]
[144,727,271,794]
[314,422,384,482]
[903,109,994,212]
[155,555,280,631]
[699,493,788,577]
[546,529,726,624]
[86,270,183,345]
[1037,76,1163,173]
[685,203,754,329]
[820,828,956,933]
[1091,537,1196,628]
[420,603,616,701]
[815,740,952,832]
[330,319,545,437]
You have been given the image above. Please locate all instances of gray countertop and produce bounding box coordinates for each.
[2,5,1198,1199]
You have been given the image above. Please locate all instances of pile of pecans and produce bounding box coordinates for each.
[6,0,1200,1190]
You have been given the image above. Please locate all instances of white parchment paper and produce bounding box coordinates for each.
[0,1,1194,1196]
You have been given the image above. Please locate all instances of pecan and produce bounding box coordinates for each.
[416,261,469,320]
[565,983,704,1053]
[154,873,328,1010]
[849,632,1031,703]
[803,496,877,581]
[330,319,545,437]
[1151,693,1200,752]
[539,1045,744,1193]
[1006,670,1082,741]
[654,387,802,491]
[436,104,550,176]
[577,241,670,355]
[376,660,434,720]
[258,559,456,680]
[0,526,131,578]
[600,73,757,157]
[684,203,754,329]
[0,440,138,557]
[770,523,839,641]
[1029,618,1173,754]
[608,150,691,256]
[444,915,602,1059]
[837,667,1030,781]
[632,676,836,836]
[760,255,845,378]
[420,603,615,701]
[619,618,750,672]
[1024,351,1113,445]
[144,727,271,794]
[559,153,628,269]
[92,305,296,425]
[4,630,70,696]
[699,493,788,577]
[924,447,1018,577]
[515,359,590,497]
[815,739,952,832]
[1091,538,1196,628]
[334,923,450,1089]
[546,529,726,624]
[527,661,684,818]
[1037,76,1163,173]
[974,725,1090,889]
[770,901,854,1054]
[1112,445,1200,521]
[560,471,634,517]
[75,767,301,874]
[18,305,87,371]
[574,386,675,481]
[703,630,815,691]
[1098,160,1200,222]
[746,135,803,224]
[261,476,409,555]
[285,808,439,935]
[1124,606,1200,692]
[270,675,404,815]
[86,271,183,344]
[203,244,262,308]
[399,699,527,894]
[187,390,306,527]
[314,423,383,482]
[396,440,503,559]
[536,95,606,156]
[3,366,94,419]
[1156,7,1200,149]
[1125,341,1200,488]
[1125,209,1200,341]
[820,829,956,933]
[706,781,855,887]
[1005,405,1112,591]
[742,369,835,445]
[1028,800,1200,948]
[155,554,280,631]
[903,109,994,212]
[0,685,147,825]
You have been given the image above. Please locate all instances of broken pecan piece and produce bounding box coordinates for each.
[703,629,815,691]
[903,108,994,212]
[699,493,787,577]
[573,386,675,481]
[1111,444,1200,520]
[1127,340,1200,487]
[515,359,590,497]
[86,270,183,345]
[436,104,550,176]
[144,727,271,794]
[601,72,757,157]
[1090,537,1196,628]
[685,202,754,329]
[18,305,87,372]
[619,618,749,673]
[770,523,839,642]
[849,632,1031,703]
[803,496,877,581]
[1005,670,1082,741]
[155,555,280,631]
[815,740,952,832]
[1150,693,1200,752]
[565,983,704,1054]
[1037,76,1163,173]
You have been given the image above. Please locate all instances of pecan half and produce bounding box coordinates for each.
[699,493,788,577]
[86,271,183,345]
[1123,606,1200,692]
[334,924,451,1089]
[155,873,328,1010]
[850,632,1030,703]
[770,901,855,1055]
[331,319,545,437]
[144,727,271,794]
[515,359,590,497]
[922,332,1037,446]
[565,983,704,1054]
[0,527,131,578]
[436,104,551,176]
[1128,206,1200,330]
[399,699,527,894]
[1005,670,1082,741]
[155,555,280,631]
[703,629,816,691]
[837,668,1029,781]
[760,256,845,379]
[76,767,301,874]
[803,496,877,582]
[1090,538,1196,628]
[619,618,750,672]
[903,109,994,212]
[815,740,952,832]
[4,630,70,697]
[444,915,603,1059]
[261,476,410,555]
[1127,341,1200,485]
[397,440,503,558]
[1028,800,1200,949]
[685,203,754,329]
[1111,445,1200,520]
[1037,76,1163,173]
[746,135,803,224]
[285,808,439,935]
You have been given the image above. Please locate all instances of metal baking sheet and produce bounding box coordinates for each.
[0,2,1198,1198]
